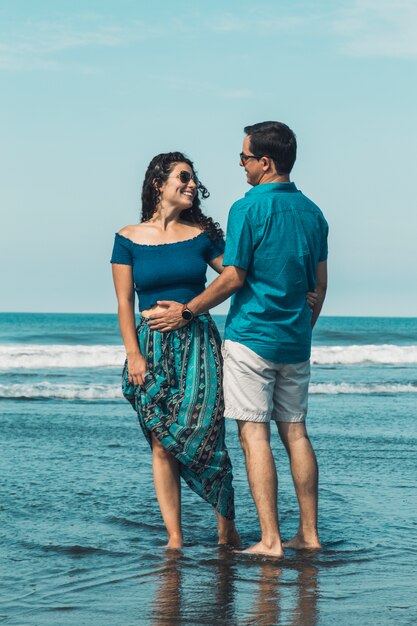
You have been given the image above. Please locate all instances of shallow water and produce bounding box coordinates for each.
[1,314,417,625]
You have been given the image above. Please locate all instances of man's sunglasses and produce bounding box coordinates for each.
[170,170,198,184]
[239,152,264,165]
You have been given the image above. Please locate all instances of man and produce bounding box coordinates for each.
[148,121,328,557]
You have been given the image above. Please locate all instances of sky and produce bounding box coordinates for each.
[1,0,416,316]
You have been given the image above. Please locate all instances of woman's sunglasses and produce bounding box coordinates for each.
[170,170,198,185]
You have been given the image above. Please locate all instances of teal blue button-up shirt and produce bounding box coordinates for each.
[223,182,328,363]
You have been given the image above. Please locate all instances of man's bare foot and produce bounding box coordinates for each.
[164,534,183,550]
[218,528,241,547]
[236,540,284,558]
[283,535,321,550]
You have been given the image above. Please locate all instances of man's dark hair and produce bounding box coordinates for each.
[244,121,297,175]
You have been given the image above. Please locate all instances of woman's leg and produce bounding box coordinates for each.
[151,434,183,549]
[215,510,241,546]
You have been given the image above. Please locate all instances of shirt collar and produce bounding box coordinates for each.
[245,182,298,197]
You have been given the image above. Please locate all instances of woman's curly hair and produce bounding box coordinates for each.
[141,152,224,240]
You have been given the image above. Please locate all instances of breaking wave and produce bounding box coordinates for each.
[1,382,416,400]
[0,345,125,369]
[311,344,417,365]
[310,383,417,395]
[1,344,417,370]
[0,382,122,400]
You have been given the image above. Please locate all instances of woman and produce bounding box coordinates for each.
[111,152,239,549]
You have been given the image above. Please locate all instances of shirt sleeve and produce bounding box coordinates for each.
[110,233,133,265]
[318,219,329,262]
[205,234,226,261]
[222,202,254,270]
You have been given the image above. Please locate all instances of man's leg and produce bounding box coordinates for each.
[237,421,284,557]
[277,422,321,549]
[221,340,283,556]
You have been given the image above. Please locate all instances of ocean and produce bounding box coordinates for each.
[1,313,416,625]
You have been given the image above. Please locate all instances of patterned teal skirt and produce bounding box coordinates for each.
[122,314,235,520]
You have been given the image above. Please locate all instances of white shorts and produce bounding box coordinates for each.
[222,340,310,423]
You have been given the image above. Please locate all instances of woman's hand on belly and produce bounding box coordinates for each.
[127,352,147,387]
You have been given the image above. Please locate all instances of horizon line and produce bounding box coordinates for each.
[1,311,417,320]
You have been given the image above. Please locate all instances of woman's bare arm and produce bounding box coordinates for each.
[208,253,225,274]
[112,264,147,386]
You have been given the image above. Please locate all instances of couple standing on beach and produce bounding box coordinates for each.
[111,121,328,557]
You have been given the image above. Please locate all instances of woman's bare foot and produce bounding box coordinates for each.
[218,527,241,547]
[236,540,284,559]
[164,533,183,550]
[216,511,241,547]
[283,534,321,550]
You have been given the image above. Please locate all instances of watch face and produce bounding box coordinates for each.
[182,308,193,321]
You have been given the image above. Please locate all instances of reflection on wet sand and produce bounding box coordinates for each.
[244,558,318,626]
[150,551,318,625]
[151,549,238,626]
[151,554,182,626]
[289,561,319,626]
[213,548,238,625]
[244,561,282,626]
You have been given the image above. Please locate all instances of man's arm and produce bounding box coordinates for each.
[311,261,327,328]
[189,265,246,313]
[148,200,251,332]
[146,265,246,332]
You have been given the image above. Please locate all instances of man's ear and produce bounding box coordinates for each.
[263,156,277,174]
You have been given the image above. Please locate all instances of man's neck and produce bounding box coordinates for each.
[257,172,290,185]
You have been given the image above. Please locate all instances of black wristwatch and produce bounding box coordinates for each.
[181,304,194,321]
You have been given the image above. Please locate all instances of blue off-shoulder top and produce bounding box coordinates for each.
[110,231,225,311]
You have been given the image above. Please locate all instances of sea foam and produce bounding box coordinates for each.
[310,383,417,394]
[0,382,122,400]
[1,343,417,369]
[0,345,125,369]
[1,381,416,400]
[312,344,417,365]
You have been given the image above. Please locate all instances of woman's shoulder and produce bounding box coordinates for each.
[117,224,155,243]
[117,224,142,238]
[178,221,204,235]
